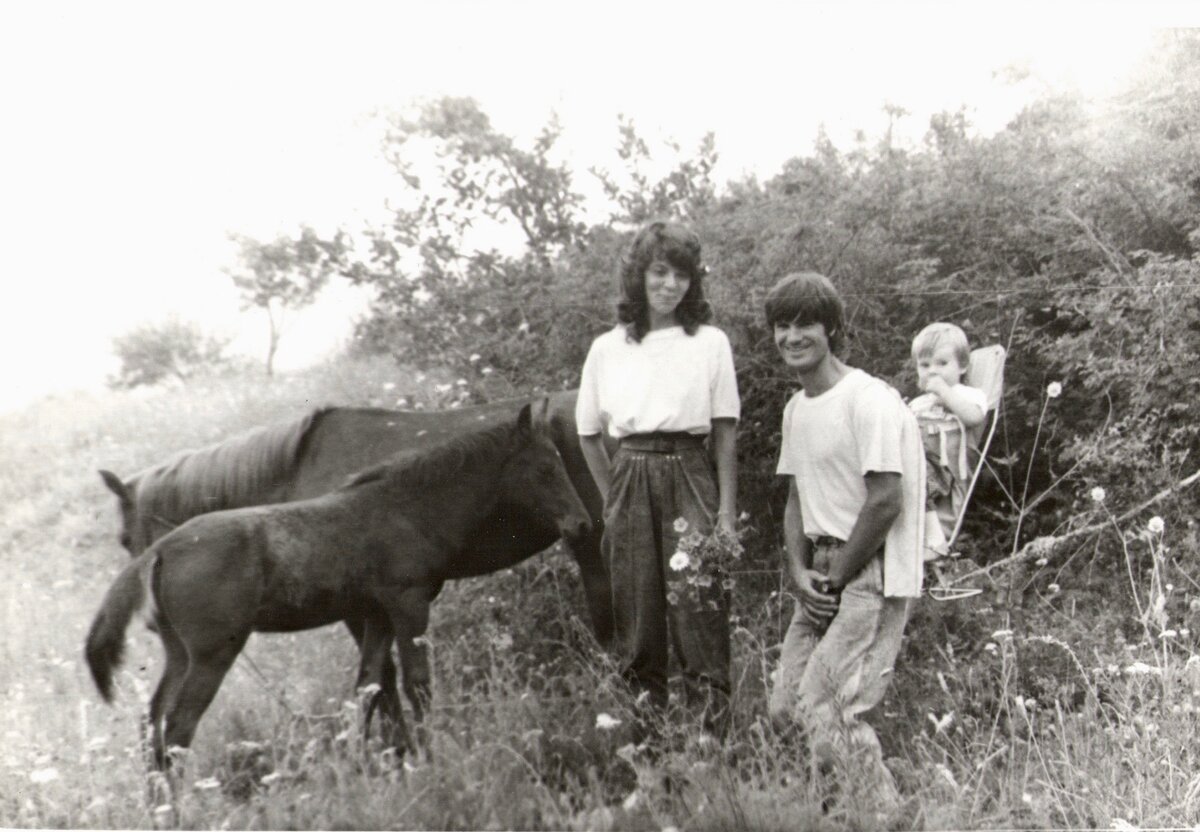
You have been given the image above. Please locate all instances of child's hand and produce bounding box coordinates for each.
[921,375,950,397]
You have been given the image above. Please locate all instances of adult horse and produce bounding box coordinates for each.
[86,403,591,767]
[98,390,615,731]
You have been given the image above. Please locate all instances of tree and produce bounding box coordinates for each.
[226,226,347,376]
[329,98,731,393]
[314,56,1200,573]
[329,98,598,390]
[590,116,719,226]
[109,317,229,389]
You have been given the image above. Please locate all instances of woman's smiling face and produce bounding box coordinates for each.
[644,260,691,318]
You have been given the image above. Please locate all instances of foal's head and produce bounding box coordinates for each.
[499,400,592,542]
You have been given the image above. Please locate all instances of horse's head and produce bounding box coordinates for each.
[99,469,142,555]
[99,469,175,556]
[501,400,592,542]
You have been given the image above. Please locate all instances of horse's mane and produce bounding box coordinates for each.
[130,409,330,522]
[344,418,519,495]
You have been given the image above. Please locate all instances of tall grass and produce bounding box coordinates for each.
[2,356,1199,829]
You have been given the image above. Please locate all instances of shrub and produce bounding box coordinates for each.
[108,317,230,389]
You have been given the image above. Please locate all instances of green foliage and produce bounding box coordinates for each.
[8,355,1200,828]
[16,36,1200,822]
[227,226,348,376]
[1054,251,1200,488]
[324,32,1200,579]
[108,316,229,389]
[591,116,719,225]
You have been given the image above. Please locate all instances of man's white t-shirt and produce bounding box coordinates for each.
[776,369,907,542]
[576,324,740,438]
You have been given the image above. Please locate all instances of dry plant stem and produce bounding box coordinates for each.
[1005,398,1111,555]
[1011,396,1052,555]
[1061,207,1135,278]
[947,467,1200,587]
[1116,515,1149,630]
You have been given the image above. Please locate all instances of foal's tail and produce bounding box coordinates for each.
[85,553,156,702]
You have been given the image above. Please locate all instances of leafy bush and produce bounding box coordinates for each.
[324,33,1200,583]
[108,317,230,389]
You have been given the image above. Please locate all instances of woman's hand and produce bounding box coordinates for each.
[715,510,736,537]
[578,433,612,509]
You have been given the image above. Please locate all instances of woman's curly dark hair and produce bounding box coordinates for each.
[617,221,712,342]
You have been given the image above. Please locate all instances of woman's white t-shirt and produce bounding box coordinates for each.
[576,324,740,438]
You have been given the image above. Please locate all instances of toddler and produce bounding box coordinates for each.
[909,323,987,558]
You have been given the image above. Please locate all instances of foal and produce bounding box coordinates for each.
[85,403,591,769]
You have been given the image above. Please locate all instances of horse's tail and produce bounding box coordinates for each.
[85,552,157,702]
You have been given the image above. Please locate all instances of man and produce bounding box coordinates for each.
[764,272,925,801]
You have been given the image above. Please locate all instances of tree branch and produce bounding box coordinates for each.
[946,467,1200,586]
[1061,207,1134,278]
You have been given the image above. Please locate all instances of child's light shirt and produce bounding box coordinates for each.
[575,324,740,438]
[909,384,988,481]
[775,369,925,597]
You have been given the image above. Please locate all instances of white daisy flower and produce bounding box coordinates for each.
[595,713,621,730]
[29,767,59,784]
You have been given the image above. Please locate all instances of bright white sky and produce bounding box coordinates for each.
[0,1,1193,413]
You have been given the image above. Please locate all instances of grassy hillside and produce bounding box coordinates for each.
[2,355,1198,830]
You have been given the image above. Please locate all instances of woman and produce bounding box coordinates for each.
[576,220,739,741]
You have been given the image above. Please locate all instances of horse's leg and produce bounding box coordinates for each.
[354,611,411,754]
[345,614,405,739]
[160,634,247,762]
[393,582,441,728]
[372,582,442,757]
[551,409,615,650]
[147,625,189,771]
[345,612,405,715]
[564,523,614,650]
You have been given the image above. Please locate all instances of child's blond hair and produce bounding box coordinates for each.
[912,322,971,372]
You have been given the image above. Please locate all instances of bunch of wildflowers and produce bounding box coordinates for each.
[666,515,745,609]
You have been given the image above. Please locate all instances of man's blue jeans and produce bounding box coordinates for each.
[769,540,909,782]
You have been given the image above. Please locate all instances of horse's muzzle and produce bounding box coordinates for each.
[560,517,592,542]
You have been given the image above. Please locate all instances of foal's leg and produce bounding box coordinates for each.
[355,611,411,753]
[344,617,403,731]
[147,624,190,771]
[159,634,248,764]
[393,582,442,726]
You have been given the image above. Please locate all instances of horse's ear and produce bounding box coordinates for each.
[535,395,551,424]
[516,403,533,438]
[98,470,129,502]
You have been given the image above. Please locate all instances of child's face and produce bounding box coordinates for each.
[916,342,966,390]
[644,260,691,318]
